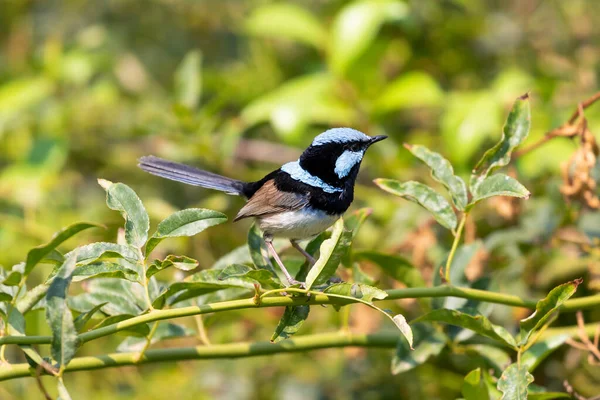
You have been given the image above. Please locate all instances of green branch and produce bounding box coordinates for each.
[1,321,597,383]
[0,332,399,382]
[1,287,599,348]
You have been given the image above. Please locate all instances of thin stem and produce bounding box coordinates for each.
[445,213,468,284]
[194,315,211,346]
[135,321,159,363]
[0,332,400,382]
[139,249,154,311]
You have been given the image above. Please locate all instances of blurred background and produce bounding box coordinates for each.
[1,0,599,398]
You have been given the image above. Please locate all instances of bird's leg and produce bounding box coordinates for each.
[290,239,316,266]
[264,234,305,288]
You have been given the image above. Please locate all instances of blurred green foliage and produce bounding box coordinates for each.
[1,0,600,398]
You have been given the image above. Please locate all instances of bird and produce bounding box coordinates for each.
[138,127,387,287]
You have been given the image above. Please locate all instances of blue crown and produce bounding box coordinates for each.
[311,127,370,147]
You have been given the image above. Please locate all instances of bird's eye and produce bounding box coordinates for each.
[348,143,361,152]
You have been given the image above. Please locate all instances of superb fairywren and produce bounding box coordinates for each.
[138,127,387,286]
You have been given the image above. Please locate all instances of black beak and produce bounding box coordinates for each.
[368,135,388,146]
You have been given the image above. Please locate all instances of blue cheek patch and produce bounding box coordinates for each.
[281,161,343,193]
[335,150,364,178]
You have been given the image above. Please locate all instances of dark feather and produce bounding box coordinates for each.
[138,156,246,195]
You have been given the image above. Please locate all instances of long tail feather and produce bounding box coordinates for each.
[138,155,246,195]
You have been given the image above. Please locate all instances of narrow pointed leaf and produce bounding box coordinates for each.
[270,305,310,343]
[355,251,425,288]
[147,255,199,279]
[73,261,139,282]
[324,282,387,303]
[24,222,101,276]
[375,179,457,230]
[343,208,372,239]
[329,0,408,75]
[392,324,446,374]
[414,308,518,349]
[519,279,582,345]
[305,219,352,289]
[46,253,79,367]
[471,94,531,192]
[217,264,282,289]
[470,174,530,207]
[174,50,202,110]
[73,302,108,332]
[497,363,534,400]
[99,180,149,249]
[463,368,491,400]
[466,344,512,372]
[405,144,468,210]
[145,208,227,256]
[521,334,570,372]
[67,242,140,265]
[57,378,73,400]
[245,3,327,49]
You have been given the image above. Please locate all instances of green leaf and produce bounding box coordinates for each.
[73,261,139,282]
[374,179,458,230]
[470,93,531,192]
[270,305,310,343]
[352,263,376,285]
[518,278,582,346]
[145,208,227,257]
[24,222,101,276]
[391,324,446,374]
[343,208,372,239]
[245,3,327,49]
[324,282,387,303]
[405,144,468,210]
[329,0,408,75]
[99,180,149,249]
[414,308,518,349]
[241,73,352,137]
[462,368,491,400]
[354,251,425,288]
[247,223,280,280]
[392,314,413,349]
[117,322,194,352]
[0,269,21,286]
[68,278,146,316]
[6,304,26,336]
[66,242,140,265]
[217,264,282,289]
[466,344,512,372]
[73,302,108,332]
[374,71,444,113]
[470,174,530,207]
[57,378,73,400]
[174,50,202,110]
[147,255,199,279]
[46,253,79,368]
[497,363,534,400]
[305,219,352,289]
[151,269,262,308]
[521,334,570,372]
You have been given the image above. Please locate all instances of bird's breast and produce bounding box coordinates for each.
[258,208,340,240]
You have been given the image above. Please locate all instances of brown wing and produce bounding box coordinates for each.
[234,180,309,221]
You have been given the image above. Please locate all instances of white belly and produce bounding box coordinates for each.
[258,208,340,239]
